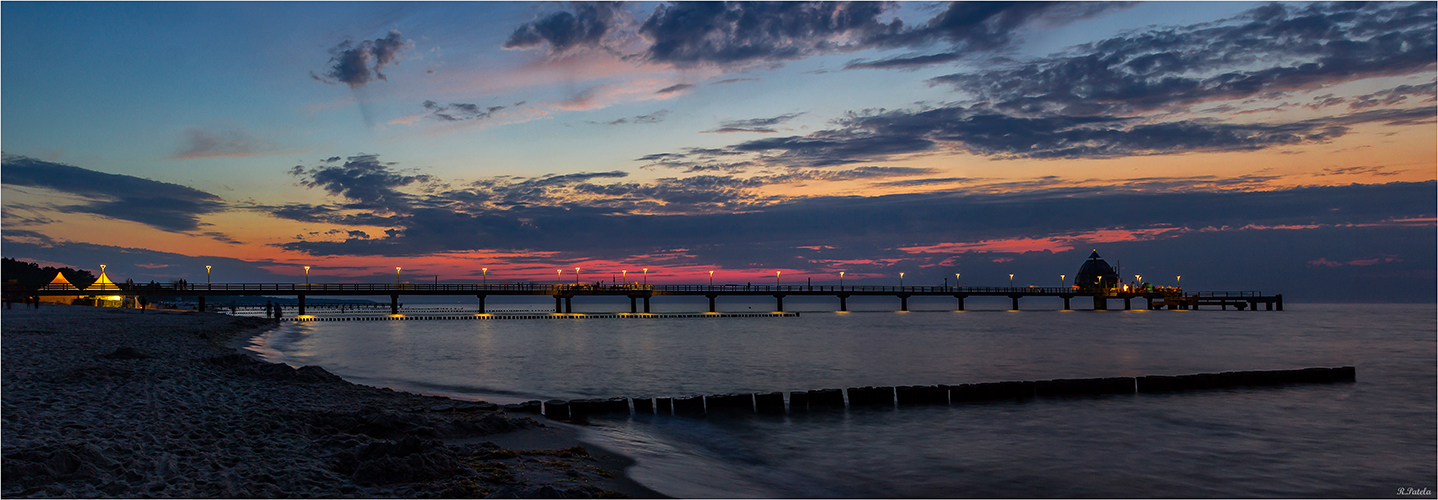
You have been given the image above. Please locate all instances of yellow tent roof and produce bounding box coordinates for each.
[88,271,121,291]
[42,271,79,290]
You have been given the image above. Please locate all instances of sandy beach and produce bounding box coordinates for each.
[1,305,661,498]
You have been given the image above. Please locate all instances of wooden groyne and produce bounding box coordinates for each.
[512,367,1355,420]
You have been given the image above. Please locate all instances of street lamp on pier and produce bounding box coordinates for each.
[575,267,581,284]
[1009,274,1015,287]
[709,270,714,286]
[839,271,845,289]
[304,266,310,284]
[775,270,781,287]
[1060,274,1065,288]
[395,267,401,284]
[482,267,488,285]
[643,268,648,286]
[206,265,212,284]
[557,269,562,284]
[1176,275,1181,288]
[622,270,627,286]
[899,272,904,287]
[955,273,960,290]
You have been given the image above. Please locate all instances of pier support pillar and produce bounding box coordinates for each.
[198,295,206,312]
[774,295,785,312]
[707,295,717,312]
[555,296,562,313]
[1276,294,1283,311]
[839,295,849,312]
[1010,295,1020,311]
[899,295,909,312]
[1266,301,1273,311]
[391,295,399,315]
[476,295,486,314]
[565,296,572,314]
[297,295,305,316]
[643,296,650,313]
[1062,296,1071,310]
[1144,297,1152,310]
[1093,296,1107,310]
[1123,297,1131,310]
[630,296,638,313]
[955,294,967,311]
[1249,301,1258,311]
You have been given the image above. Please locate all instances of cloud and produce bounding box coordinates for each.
[312,31,411,88]
[655,83,694,95]
[171,127,276,160]
[421,100,506,122]
[288,154,438,214]
[603,110,669,125]
[929,2,1436,116]
[675,103,1432,164]
[845,52,962,70]
[1,155,226,232]
[503,2,624,55]
[625,2,1133,69]
[703,112,804,133]
[636,2,899,68]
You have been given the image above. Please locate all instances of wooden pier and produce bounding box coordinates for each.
[6,281,1283,315]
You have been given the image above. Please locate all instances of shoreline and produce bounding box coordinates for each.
[2,304,664,498]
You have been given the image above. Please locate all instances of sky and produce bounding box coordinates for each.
[2,1,1434,302]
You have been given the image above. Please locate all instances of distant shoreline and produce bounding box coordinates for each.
[1,304,663,498]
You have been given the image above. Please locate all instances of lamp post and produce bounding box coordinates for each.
[622,270,627,286]
[575,267,581,285]
[206,265,212,284]
[482,267,487,285]
[396,267,401,284]
[709,270,714,286]
[1135,274,1142,288]
[1060,274,1065,288]
[643,268,648,285]
[304,266,310,284]
[557,269,562,284]
[1009,274,1015,287]
[955,273,960,290]
[775,270,781,287]
[899,272,904,287]
[839,271,845,289]
[1176,275,1181,288]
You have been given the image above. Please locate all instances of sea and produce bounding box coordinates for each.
[244,296,1436,498]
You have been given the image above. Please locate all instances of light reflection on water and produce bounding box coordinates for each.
[254,302,1435,497]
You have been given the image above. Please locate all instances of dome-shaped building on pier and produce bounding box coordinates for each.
[1075,250,1119,291]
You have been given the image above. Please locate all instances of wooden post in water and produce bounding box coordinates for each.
[838,295,848,311]
[774,294,785,312]
[899,295,909,311]
[390,295,399,315]
[476,294,486,314]
[954,294,966,311]
[707,295,716,312]
[297,294,305,316]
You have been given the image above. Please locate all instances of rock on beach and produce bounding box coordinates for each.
[2,305,651,498]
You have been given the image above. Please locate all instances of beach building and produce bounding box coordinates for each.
[36,271,83,305]
[86,271,127,307]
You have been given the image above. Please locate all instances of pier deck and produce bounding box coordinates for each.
[7,282,1283,315]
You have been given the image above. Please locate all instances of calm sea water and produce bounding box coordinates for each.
[248,298,1436,498]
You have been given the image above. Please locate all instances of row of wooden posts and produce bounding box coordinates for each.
[481,367,1354,420]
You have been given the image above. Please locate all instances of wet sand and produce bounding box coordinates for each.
[2,305,662,498]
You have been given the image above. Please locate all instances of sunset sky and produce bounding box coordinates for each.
[3,1,1434,302]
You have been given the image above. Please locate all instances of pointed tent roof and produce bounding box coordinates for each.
[1088,250,1102,260]
[42,271,79,290]
[88,271,121,291]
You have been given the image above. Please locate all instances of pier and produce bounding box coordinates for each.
[7,281,1283,315]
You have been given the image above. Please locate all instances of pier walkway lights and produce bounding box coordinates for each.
[304,266,310,284]
[206,265,212,284]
